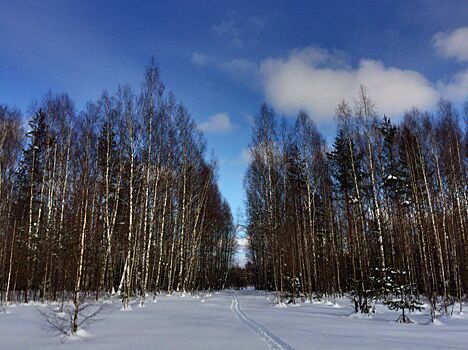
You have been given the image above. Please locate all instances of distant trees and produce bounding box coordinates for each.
[0,105,24,311]
[0,61,237,310]
[245,88,468,318]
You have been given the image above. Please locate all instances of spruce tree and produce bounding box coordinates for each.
[383,269,424,323]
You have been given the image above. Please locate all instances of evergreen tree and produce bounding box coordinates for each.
[382,269,424,323]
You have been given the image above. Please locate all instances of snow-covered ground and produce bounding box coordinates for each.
[1,290,467,349]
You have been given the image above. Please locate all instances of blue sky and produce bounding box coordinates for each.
[1,1,468,244]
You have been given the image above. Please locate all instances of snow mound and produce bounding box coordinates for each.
[65,329,91,342]
[431,319,445,326]
[274,302,287,308]
[348,313,373,320]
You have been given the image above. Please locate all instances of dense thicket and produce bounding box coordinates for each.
[245,87,467,314]
[0,61,236,309]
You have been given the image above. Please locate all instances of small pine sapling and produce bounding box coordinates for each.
[282,275,301,304]
[383,269,424,323]
[350,278,373,314]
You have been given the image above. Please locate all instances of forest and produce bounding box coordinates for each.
[1,61,467,326]
[3,1,468,347]
[0,61,237,314]
[245,87,468,319]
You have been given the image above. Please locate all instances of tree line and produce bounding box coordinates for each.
[245,87,467,315]
[0,61,236,310]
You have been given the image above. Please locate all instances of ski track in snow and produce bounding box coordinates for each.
[231,292,296,350]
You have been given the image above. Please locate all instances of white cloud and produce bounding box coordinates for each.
[192,52,211,67]
[259,47,440,120]
[433,26,468,62]
[198,113,234,134]
[437,68,468,101]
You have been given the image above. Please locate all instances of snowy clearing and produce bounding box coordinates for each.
[1,290,467,350]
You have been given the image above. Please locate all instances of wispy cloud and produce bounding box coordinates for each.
[240,148,252,164]
[212,19,242,37]
[220,58,258,75]
[198,112,235,134]
[229,148,252,166]
[211,14,272,49]
[190,53,259,86]
[248,16,268,31]
[192,52,212,67]
[433,26,468,62]
[211,19,244,48]
[219,58,259,86]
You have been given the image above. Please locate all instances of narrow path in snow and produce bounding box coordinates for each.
[231,292,296,350]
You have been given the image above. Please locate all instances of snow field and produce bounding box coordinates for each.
[1,291,467,349]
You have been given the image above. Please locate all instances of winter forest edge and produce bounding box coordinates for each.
[0,60,468,338]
